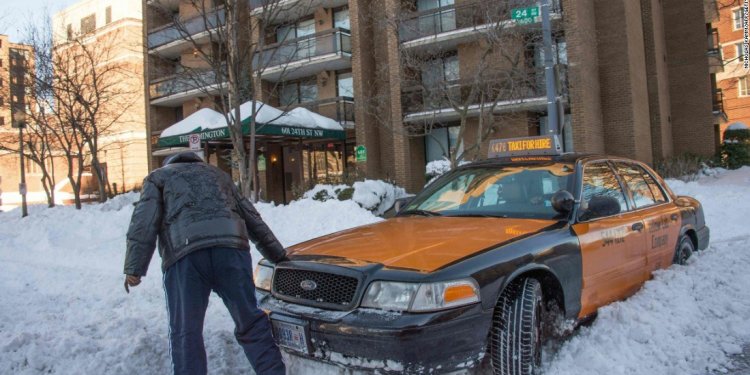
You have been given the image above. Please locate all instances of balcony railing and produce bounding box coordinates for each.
[254,28,351,70]
[402,66,567,115]
[399,0,562,43]
[713,88,725,114]
[284,96,355,125]
[148,7,226,50]
[150,70,220,100]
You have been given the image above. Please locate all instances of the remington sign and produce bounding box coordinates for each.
[177,128,229,144]
[488,135,562,158]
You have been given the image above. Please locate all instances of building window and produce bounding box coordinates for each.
[734,8,745,31]
[105,6,112,25]
[737,42,745,62]
[279,79,318,106]
[334,7,350,30]
[67,24,73,40]
[276,18,315,43]
[0,78,3,87]
[81,14,96,34]
[425,125,461,163]
[0,97,3,106]
[0,117,4,126]
[337,71,353,97]
[739,76,750,97]
[422,54,459,87]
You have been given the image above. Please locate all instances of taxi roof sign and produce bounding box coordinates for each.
[488,135,562,158]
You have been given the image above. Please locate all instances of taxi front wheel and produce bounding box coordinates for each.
[490,278,543,375]
[673,235,694,266]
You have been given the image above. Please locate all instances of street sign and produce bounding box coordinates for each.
[355,145,367,163]
[188,133,201,150]
[511,6,539,24]
[19,183,27,196]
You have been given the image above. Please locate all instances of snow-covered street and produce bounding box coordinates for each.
[1,168,749,374]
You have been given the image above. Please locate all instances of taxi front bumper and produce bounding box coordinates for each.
[257,291,493,374]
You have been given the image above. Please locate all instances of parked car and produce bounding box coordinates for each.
[255,153,709,375]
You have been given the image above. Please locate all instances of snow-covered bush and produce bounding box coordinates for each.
[425,158,469,186]
[301,180,407,216]
[721,127,750,170]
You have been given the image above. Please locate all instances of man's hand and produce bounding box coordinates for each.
[124,275,141,293]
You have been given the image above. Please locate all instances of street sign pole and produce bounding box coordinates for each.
[541,0,559,136]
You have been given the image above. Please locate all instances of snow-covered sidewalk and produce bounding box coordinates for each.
[1,168,749,374]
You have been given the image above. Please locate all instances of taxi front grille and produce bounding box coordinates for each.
[272,268,359,310]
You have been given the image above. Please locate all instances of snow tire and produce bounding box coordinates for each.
[490,278,543,375]
[673,235,694,265]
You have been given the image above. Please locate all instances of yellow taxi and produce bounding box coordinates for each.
[255,136,709,374]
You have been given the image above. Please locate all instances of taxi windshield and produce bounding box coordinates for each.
[403,163,576,220]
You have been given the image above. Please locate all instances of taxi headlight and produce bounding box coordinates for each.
[253,262,274,292]
[361,279,480,312]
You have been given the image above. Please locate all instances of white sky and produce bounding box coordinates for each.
[1,0,79,43]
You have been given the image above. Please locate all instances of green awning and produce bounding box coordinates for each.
[157,122,346,147]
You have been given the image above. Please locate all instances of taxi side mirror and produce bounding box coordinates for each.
[551,190,575,215]
[394,196,415,214]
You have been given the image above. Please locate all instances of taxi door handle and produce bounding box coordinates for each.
[670,214,679,221]
[631,222,644,232]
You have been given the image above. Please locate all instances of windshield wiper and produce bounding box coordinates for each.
[398,209,442,217]
[446,213,510,218]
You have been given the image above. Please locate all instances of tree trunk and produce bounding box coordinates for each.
[90,156,108,203]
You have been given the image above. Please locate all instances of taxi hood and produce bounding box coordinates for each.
[287,216,558,273]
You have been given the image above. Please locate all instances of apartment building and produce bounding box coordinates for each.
[145,0,721,197]
[714,1,750,139]
[52,0,149,194]
[0,35,47,208]
[146,0,354,203]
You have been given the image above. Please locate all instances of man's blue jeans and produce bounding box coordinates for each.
[163,247,285,375]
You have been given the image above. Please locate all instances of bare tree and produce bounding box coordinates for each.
[364,0,565,168]
[10,15,139,209]
[0,17,60,208]
[149,0,316,200]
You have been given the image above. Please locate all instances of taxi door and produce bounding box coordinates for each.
[613,162,682,272]
[573,162,648,318]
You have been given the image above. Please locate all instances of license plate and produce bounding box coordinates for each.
[271,319,309,354]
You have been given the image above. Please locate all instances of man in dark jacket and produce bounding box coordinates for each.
[123,151,287,375]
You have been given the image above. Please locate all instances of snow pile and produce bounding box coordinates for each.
[351,180,407,216]
[2,167,750,375]
[0,195,380,375]
[222,101,343,131]
[302,180,408,216]
[160,108,225,137]
[544,167,750,375]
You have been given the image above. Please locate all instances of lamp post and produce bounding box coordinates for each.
[13,110,28,218]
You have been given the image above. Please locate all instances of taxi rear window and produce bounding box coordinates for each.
[405,163,575,220]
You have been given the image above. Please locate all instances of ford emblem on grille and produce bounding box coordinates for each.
[300,280,317,291]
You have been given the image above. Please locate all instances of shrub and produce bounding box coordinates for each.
[654,153,718,182]
[721,128,750,170]
[313,189,333,202]
[336,187,354,201]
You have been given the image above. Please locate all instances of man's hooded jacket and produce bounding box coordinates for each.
[124,152,286,276]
